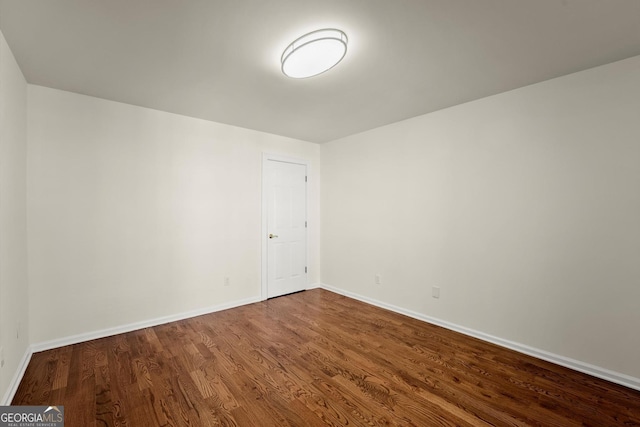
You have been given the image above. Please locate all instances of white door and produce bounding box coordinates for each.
[265,159,307,298]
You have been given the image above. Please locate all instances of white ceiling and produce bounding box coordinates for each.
[1,0,640,143]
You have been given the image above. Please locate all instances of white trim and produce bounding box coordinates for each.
[1,347,32,405]
[7,284,637,405]
[31,295,261,353]
[3,295,261,404]
[320,283,640,392]
[261,153,310,301]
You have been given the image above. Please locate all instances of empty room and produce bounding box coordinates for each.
[1,0,639,425]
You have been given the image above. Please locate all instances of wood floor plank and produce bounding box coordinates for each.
[12,289,640,426]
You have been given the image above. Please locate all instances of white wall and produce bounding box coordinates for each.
[321,55,640,379]
[0,30,29,400]
[28,86,320,344]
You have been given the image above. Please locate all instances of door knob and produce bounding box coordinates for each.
[269,234,279,239]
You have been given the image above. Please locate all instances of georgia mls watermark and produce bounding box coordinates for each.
[0,406,63,427]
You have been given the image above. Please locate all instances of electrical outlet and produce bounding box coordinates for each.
[224,276,230,287]
[375,274,382,285]
[432,286,440,299]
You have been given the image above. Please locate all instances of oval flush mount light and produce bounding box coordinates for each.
[281,29,348,78]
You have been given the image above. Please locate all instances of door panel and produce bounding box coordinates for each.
[266,160,307,298]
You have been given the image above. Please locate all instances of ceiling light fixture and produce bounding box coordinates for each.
[281,29,348,79]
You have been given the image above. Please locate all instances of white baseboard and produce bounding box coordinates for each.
[31,295,262,353]
[6,285,638,406]
[4,295,263,404]
[1,346,32,405]
[320,283,640,392]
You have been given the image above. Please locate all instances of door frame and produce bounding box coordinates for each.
[261,153,310,300]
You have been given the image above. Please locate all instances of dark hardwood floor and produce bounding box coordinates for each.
[13,289,640,426]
